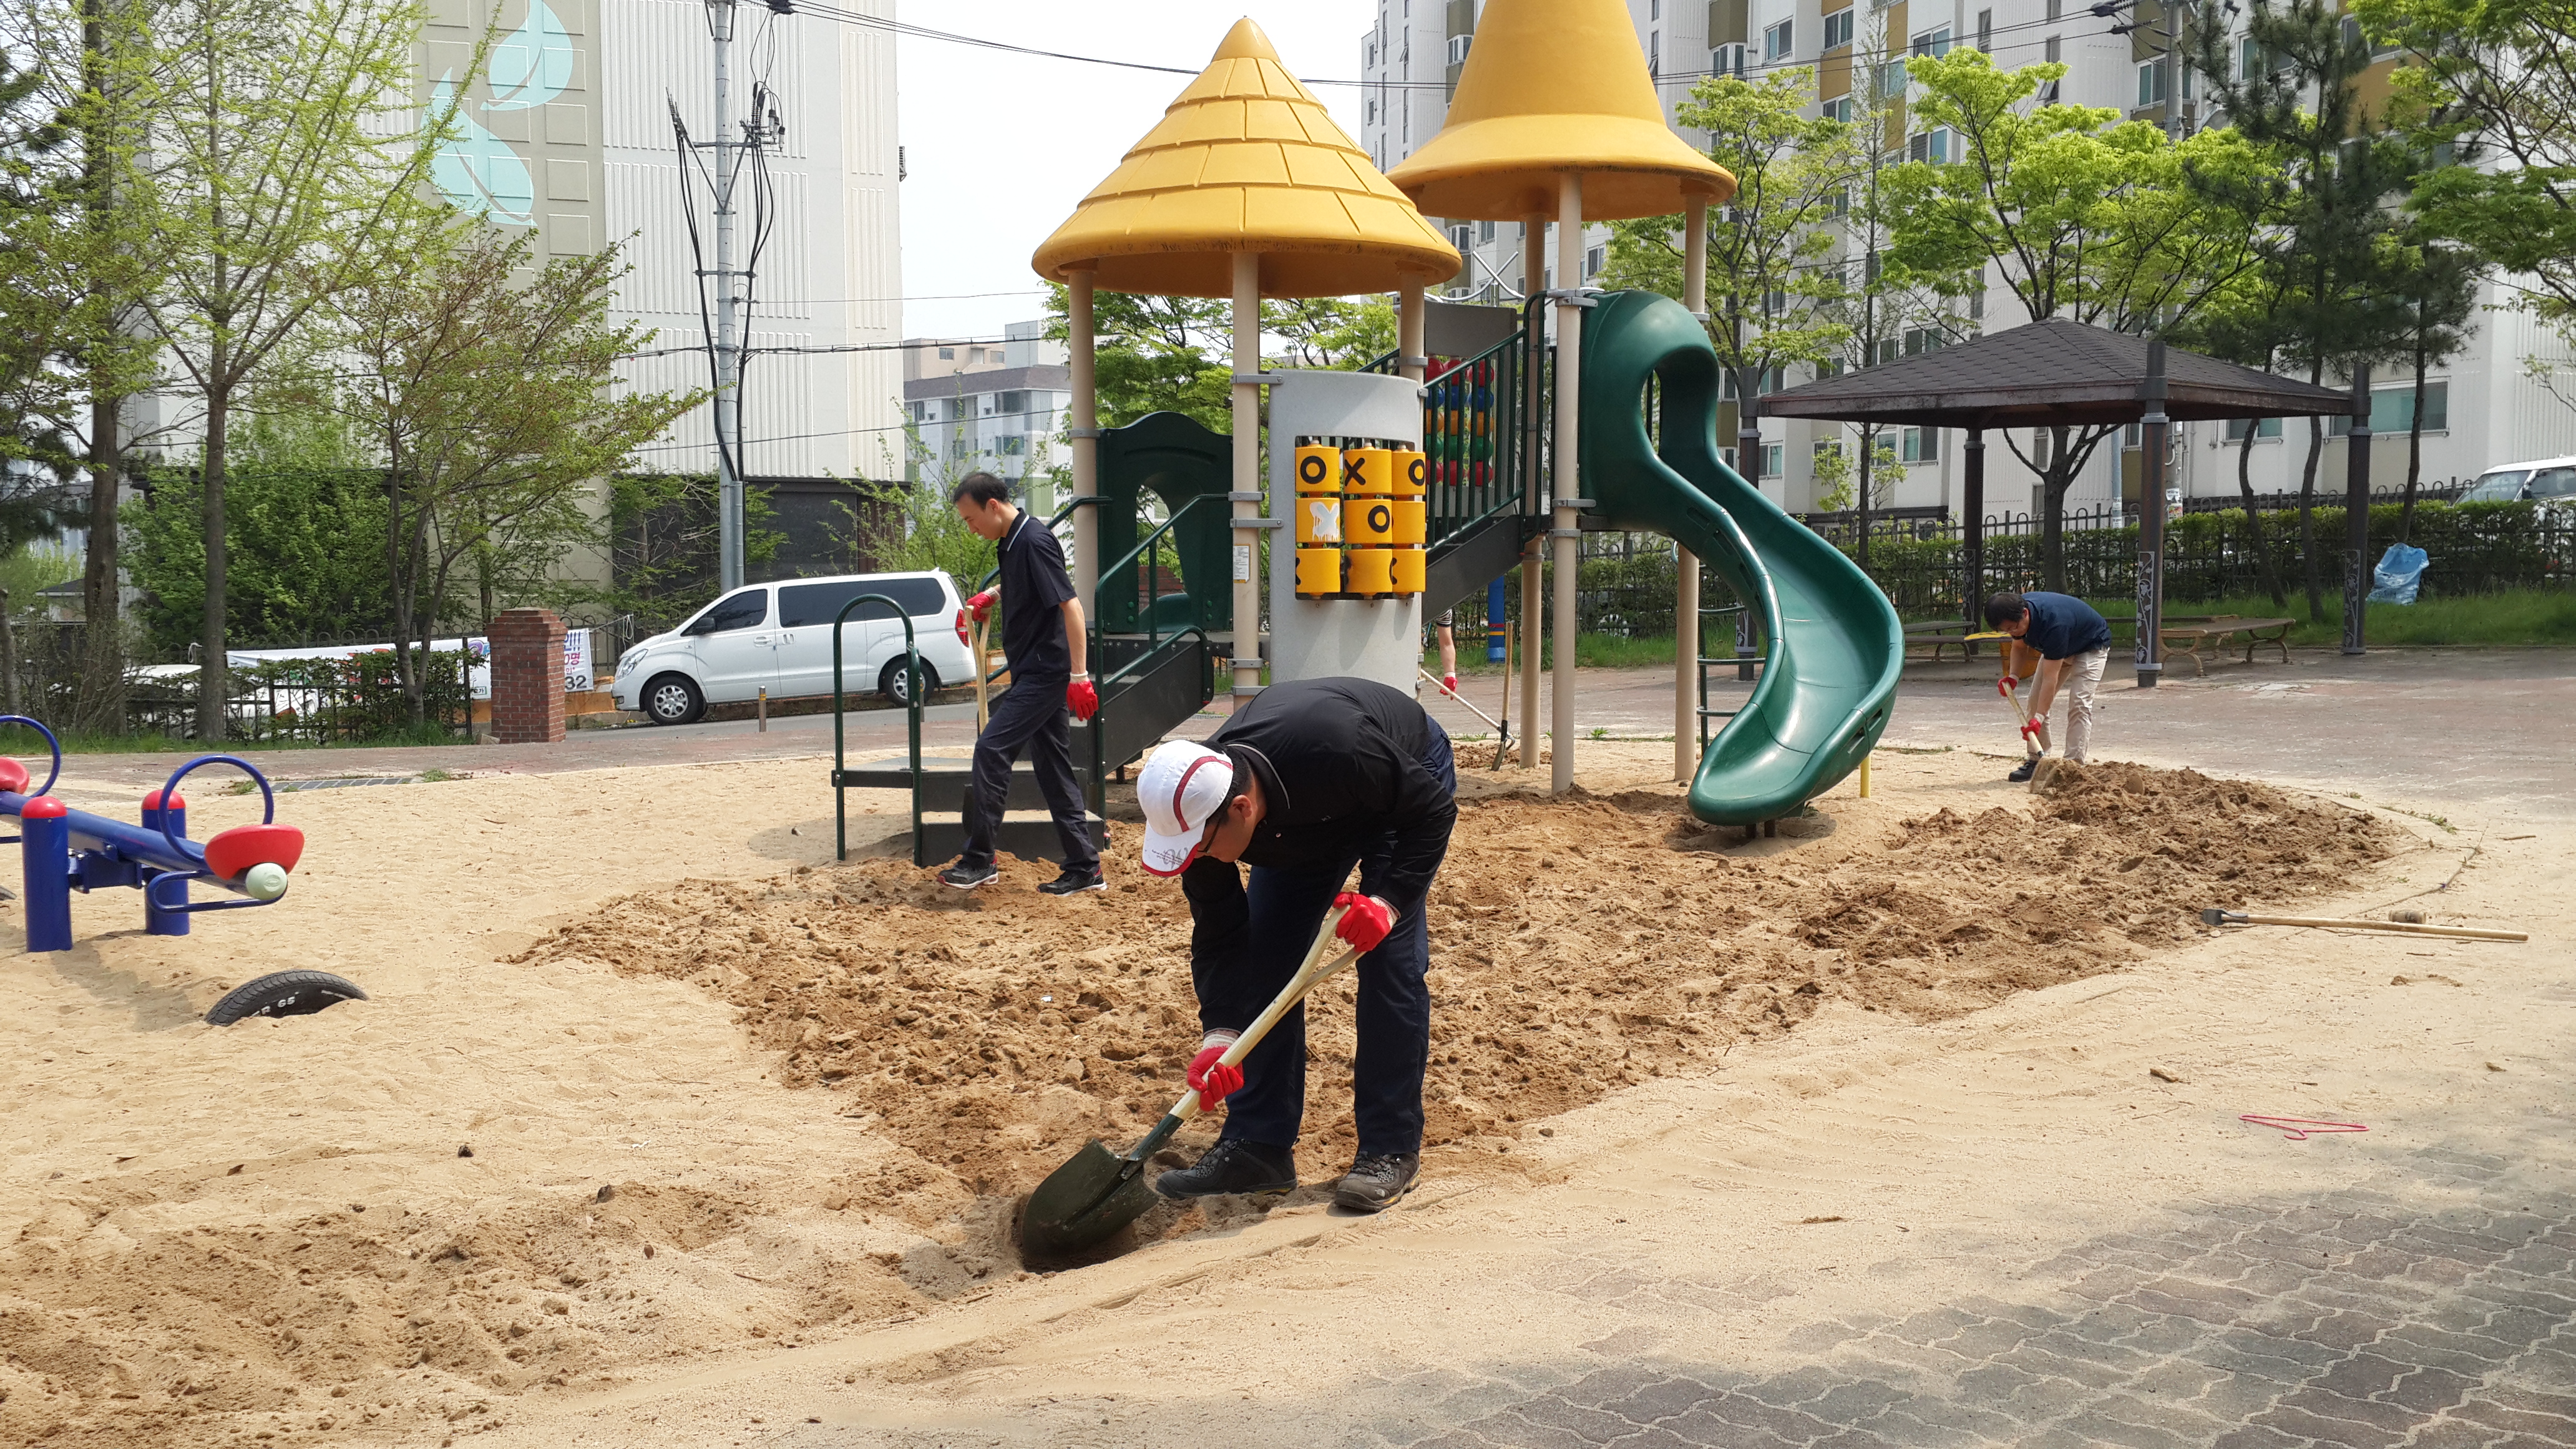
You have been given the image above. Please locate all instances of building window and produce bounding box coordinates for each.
[2225,416,2285,441]
[1764,19,1793,60]
[1584,243,1606,278]
[1447,34,1472,65]
[1651,0,1661,16]
[1366,97,1377,124]
[1903,326,1946,356]
[1907,127,1952,162]
[1760,442,1785,477]
[1817,357,1847,378]
[998,435,1028,456]
[2045,36,2062,64]
[1649,30,1660,76]
[1976,7,1991,49]
[1713,41,1747,75]
[2046,0,2061,17]
[1450,223,1473,250]
[2330,381,2450,435]
[1822,97,1854,124]
[1901,426,1941,463]
[1878,60,1908,99]
[2240,36,2268,79]
[1911,25,1951,57]
[1479,219,1496,242]
[1823,9,1855,49]
[937,346,955,359]
[2137,58,2170,107]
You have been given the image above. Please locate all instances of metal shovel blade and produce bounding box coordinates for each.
[1019,1138,1158,1257]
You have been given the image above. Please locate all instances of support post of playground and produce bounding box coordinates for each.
[2135,339,2169,690]
[1231,251,1264,703]
[1068,270,1099,606]
[2342,363,2372,656]
[1963,428,1986,630]
[1551,171,1584,796]
[1519,212,1547,771]
[1677,197,1709,784]
[1400,278,1426,385]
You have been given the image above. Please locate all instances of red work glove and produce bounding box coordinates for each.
[1334,892,1395,953]
[967,589,997,623]
[1187,1033,1244,1106]
[1066,675,1099,722]
[2020,716,2047,743]
[1998,675,2020,696]
[1441,673,1458,695]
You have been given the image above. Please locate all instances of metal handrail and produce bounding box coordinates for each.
[1082,625,1211,814]
[830,591,920,862]
[1096,492,1229,648]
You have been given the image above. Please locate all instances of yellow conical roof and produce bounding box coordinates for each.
[1032,19,1460,300]
[1387,0,1737,221]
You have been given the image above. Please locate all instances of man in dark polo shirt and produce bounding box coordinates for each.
[940,472,1101,894]
[1985,589,2113,781]
[1129,677,1456,1212]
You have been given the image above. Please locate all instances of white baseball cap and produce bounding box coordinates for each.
[1136,741,1236,877]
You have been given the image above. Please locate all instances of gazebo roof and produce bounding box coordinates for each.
[1030,19,1459,300]
[1760,318,2354,428]
[1386,0,1736,221]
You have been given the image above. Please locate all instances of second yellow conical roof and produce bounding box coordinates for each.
[1032,19,1460,300]
[1388,0,1737,221]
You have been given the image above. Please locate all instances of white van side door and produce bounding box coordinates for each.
[674,586,778,703]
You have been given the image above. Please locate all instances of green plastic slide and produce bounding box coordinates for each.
[1578,291,1903,824]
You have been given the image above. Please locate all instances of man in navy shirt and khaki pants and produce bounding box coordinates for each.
[942,472,1104,895]
[1984,590,2112,782]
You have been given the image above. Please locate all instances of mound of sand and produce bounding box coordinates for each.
[0,758,2395,1448]
[512,761,2393,1250]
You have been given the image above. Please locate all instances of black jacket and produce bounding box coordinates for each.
[1193,676,1455,902]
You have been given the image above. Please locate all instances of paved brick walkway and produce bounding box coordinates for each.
[1392,1143,2576,1449]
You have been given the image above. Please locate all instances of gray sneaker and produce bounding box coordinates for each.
[937,859,999,889]
[1154,1139,1297,1199]
[1333,1153,1420,1212]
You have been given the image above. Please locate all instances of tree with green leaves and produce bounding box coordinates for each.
[2192,0,2424,620]
[2391,235,2481,537]
[4,0,178,732]
[307,223,696,726]
[1042,286,1232,432]
[2353,0,2576,344]
[1601,63,1859,464]
[1884,48,2272,587]
[137,0,439,737]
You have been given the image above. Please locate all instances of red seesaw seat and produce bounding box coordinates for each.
[203,824,305,881]
[0,758,28,795]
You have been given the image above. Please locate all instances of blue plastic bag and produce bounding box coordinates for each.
[2368,543,2429,605]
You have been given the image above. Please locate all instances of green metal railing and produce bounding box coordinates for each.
[1096,492,1230,651]
[829,592,922,862]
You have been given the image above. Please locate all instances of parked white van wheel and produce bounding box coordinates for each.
[879,657,940,705]
[643,673,705,725]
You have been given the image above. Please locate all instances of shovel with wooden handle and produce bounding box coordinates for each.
[968,598,996,733]
[1020,905,1362,1257]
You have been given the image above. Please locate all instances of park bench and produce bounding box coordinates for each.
[2156,613,2295,677]
[1903,618,1979,661]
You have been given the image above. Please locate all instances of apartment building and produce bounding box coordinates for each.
[1361,0,2576,520]
[421,0,904,487]
[900,322,1073,505]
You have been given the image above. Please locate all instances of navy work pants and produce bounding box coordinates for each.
[1181,720,1454,1159]
[960,677,1097,872]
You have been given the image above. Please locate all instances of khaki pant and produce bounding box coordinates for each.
[2059,646,2108,763]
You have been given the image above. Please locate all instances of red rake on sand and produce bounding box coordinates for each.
[2240,1116,2369,1141]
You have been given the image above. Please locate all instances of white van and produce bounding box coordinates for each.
[2460,457,2576,512]
[609,570,977,726]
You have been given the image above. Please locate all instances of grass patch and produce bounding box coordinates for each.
[0,725,477,757]
[2074,589,2576,648]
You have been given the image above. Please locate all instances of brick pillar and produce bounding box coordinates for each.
[487,607,567,744]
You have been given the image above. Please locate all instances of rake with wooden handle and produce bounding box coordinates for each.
[2200,909,2527,942]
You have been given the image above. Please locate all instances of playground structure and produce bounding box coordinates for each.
[836,0,1904,862]
[1,716,308,953]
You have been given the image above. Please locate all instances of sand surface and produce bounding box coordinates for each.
[0,743,2522,1448]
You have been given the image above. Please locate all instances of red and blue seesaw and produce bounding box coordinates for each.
[2,715,366,1023]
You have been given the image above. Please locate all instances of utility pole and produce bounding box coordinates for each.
[709,0,744,593]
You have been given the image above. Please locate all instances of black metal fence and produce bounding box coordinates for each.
[6,622,474,742]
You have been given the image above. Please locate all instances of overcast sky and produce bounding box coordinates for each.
[894,2,1377,343]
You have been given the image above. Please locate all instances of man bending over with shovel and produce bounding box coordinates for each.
[1985,589,2112,783]
[1133,677,1456,1212]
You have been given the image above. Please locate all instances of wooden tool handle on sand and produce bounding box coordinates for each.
[1168,905,1363,1124]
[2204,909,2527,942]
